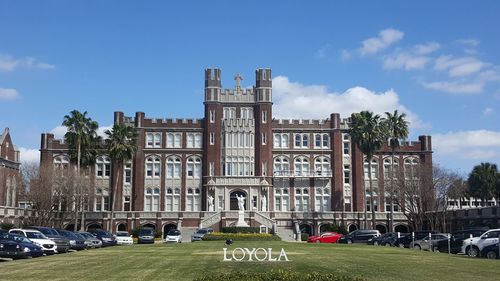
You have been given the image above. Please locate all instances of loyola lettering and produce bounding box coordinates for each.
[223,247,290,262]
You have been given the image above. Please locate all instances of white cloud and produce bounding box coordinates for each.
[383,53,430,70]
[0,88,20,100]
[18,147,40,164]
[434,55,486,77]
[0,55,55,72]
[414,42,441,55]
[272,76,426,129]
[359,28,404,56]
[433,130,500,160]
[50,124,113,140]
[421,81,484,94]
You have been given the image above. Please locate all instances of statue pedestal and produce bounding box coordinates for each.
[235,210,249,227]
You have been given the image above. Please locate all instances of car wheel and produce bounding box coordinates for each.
[374,241,379,246]
[415,244,421,250]
[486,250,497,259]
[433,247,440,253]
[315,240,321,243]
[398,243,405,248]
[467,246,479,258]
[385,243,391,247]
[347,239,353,244]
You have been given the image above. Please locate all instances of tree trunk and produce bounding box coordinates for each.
[109,161,120,234]
[74,140,81,232]
[368,157,376,229]
[389,148,395,232]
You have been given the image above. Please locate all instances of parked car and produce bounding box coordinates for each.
[411,233,449,251]
[54,229,86,251]
[73,232,92,249]
[165,229,182,243]
[191,228,213,242]
[395,231,437,248]
[367,232,397,246]
[78,232,102,248]
[88,229,117,247]
[115,231,134,245]
[0,232,44,259]
[338,230,380,244]
[433,229,486,254]
[9,229,57,255]
[481,243,499,259]
[462,228,500,257]
[26,226,71,253]
[307,232,342,243]
[137,228,156,244]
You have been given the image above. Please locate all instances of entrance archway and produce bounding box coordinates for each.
[142,223,156,230]
[348,224,358,232]
[299,223,313,235]
[87,223,102,231]
[376,224,387,234]
[229,190,247,210]
[395,224,409,233]
[117,223,127,232]
[163,224,177,239]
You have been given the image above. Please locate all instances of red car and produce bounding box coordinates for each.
[307,232,343,243]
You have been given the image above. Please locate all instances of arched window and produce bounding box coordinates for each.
[363,159,378,179]
[273,156,290,176]
[187,156,202,178]
[294,156,310,177]
[53,155,70,169]
[145,187,160,211]
[96,156,111,178]
[383,158,399,179]
[166,188,180,211]
[186,188,201,211]
[124,161,132,185]
[314,157,331,176]
[315,187,331,212]
[314,134,330,148]
[404,157,419,179]
[145,156,161,178]
[95,187,109,211]
[166,156,181,178]
[274,187,289,211]
[295,188,309,211]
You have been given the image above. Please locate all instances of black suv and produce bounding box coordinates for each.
[54,229,87,251]
[137,228,155,244]
[27,226,71,253]
[433,229,486,254]
[88,229,117,247]
[339,230,380,244]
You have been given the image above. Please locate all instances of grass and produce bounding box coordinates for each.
[1,241,499,281]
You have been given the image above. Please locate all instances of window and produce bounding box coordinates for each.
[385,197,399,212]
[344,171,350,184]
[144,187,160,211]
[274,188,289,211]
[294,156,310,177]
[167,133,182,148]
[273,156,290,176]
[295,188,309,211]
[314,134,330,148]
[294,134,309,148]
[315,187,331,212]
[210,132,215,145]
[124,162,132,184]
[343,142,350,155]
[262,111,267,123]
[404,157,419,179]
[223,156,254,176]
[240,107,253,119]
[96,156,111,178]
[146,156,161,178]
[146,132,162,148]
[223,107,236,119]
[314,157,331,176]
[95,188,109,211]
[165,188,180,211]
[186,188,201,211]
[166,156,181,178]
[261,132,267,145]
[384,158,399,179]
[53,155,70,169]
[363,159,378,179]
[366,198,378,212]
[187,133,203,148]
[209,110,215,123]
[187,156,202,178]
[123,196,131,211]
[273,133,289,148]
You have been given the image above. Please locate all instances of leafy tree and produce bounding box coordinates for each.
[467,162,499,205]
[63,110,100,231]
[349,111,387,229]
[105,124,138,233]
[382,110,409,232]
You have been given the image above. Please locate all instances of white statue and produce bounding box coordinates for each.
[261,195,267,212]
[236,194,246,211]
[208,195,214,211]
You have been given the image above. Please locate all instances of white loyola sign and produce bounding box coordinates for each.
[223,247,290,262]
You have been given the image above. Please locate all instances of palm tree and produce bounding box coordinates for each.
[467,163,499,205]
[105,124,138,233]
[63,110,100,231]
[350,111,387,229]
[382,110,409,232]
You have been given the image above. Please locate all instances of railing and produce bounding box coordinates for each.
[273,170,333,178]
[254,211,275,228]
[200,212,221,228]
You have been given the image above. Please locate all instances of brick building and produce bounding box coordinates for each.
[0,128,21,208]
[39,68,432,240]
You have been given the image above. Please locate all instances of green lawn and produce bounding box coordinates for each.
[1,241,499,281]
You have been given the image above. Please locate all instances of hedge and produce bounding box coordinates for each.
[193,270,366,281]
[221,227,260,234]
[202,233,281,241]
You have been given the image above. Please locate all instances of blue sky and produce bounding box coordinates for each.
[1,1,499,175]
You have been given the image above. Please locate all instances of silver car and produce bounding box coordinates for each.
[191,228,213,242]
[411,233,449,251]
[78,231,102,248]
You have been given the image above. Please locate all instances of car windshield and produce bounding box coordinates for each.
[139,229,154,235]
[37,228,58,236]
[196,229,208,234]
[26,232,48,239]
[73,233,85,239]
[60,231,78,239]
[93,230,111,236]
[79,232,93,238]
[168,230,181,236]
[11,235,32,244]
[116,232,130,237]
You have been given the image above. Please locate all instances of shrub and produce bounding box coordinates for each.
[301,233,309,241]
[202,233,281,241]
[0,222,15,230]
[131,227,162,238]
[320,224,348,235]
[193,269,366,281]
[221,227,260,234]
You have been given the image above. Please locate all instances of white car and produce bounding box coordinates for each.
[115,231,133,245]
[461,228,500,257]
[9,228,58,255]
[165,229,182,243]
